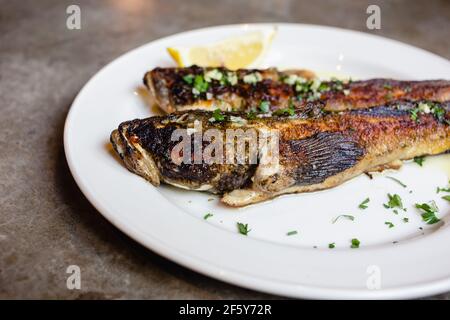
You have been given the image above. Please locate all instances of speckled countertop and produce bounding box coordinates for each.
[1,0,449,299]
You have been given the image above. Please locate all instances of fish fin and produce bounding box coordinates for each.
[286,132,365,186]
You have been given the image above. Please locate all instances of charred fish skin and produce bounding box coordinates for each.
[145,66,450,113]
[110,102,325,192]
[323,79,450,111]
[111,112,259,193]
[111,101,450,207]
[144,65,315,113]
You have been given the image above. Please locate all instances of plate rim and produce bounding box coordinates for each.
[64,23,450,299]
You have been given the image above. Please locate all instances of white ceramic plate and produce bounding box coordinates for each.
[64,24,450,299]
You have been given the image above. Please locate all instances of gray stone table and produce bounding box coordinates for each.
[1,0,449,299]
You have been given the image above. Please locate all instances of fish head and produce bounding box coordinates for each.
[110,122,161,186]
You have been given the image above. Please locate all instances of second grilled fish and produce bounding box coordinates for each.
[145,66,450,114]
[111,101,450,207]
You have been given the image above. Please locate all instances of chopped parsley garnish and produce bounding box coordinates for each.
[182,74,194,84]
[410,102,430,122]
[415,201,441,224]
[410,108,420,122]
[272,103,295,116]
[410,101,448,123]
[383,84,393,90]
[386,176,407,188]
[358,198,370,209]
[210,109,225,122]
[318,82,330,92]
[437,187,450,193]
[193,74,209,94]
[383,193,403,209]
[259,101,270,113]
[295,80,312,94]
[328,243,335,249]
[403,217,409,223]
[393,209,399,215]
[246,110,257,120]
[287,77,341,102]
[330,78,344,91]
[436,182,450,193]
[442,195,450,202]
[203,213,213,220]
[350,238,360,248]
[332,214,355,224]
[413,156,425,166]
[286,230,298,236]
[237,222,251,235]
[385,221,394,228]
[431,104,446,122]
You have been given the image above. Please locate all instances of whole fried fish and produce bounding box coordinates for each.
[111,101,450,207]
[145,66,450,113]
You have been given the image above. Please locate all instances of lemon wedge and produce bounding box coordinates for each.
[167,27,276,70]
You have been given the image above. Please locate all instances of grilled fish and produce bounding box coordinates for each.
[145,66,450,113]
[111,101,450,207]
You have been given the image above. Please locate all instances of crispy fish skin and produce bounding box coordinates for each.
[144,65,315,113]
[111,101,450,207]
[323,79,450,111]
[144,66,450,113]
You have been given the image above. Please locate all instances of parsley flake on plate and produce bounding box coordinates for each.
[385,221,394,228]
[413,156,425,166]
[415,201,441,224]
[436,181,450,193]
[332,214,355,224]
[386,176,407,188]
[203,213,213,220]
[383,193,404,210]
[350,238,360,249]
[437,187,450,193]
[358,198,370,209]
[237,222,251,235]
